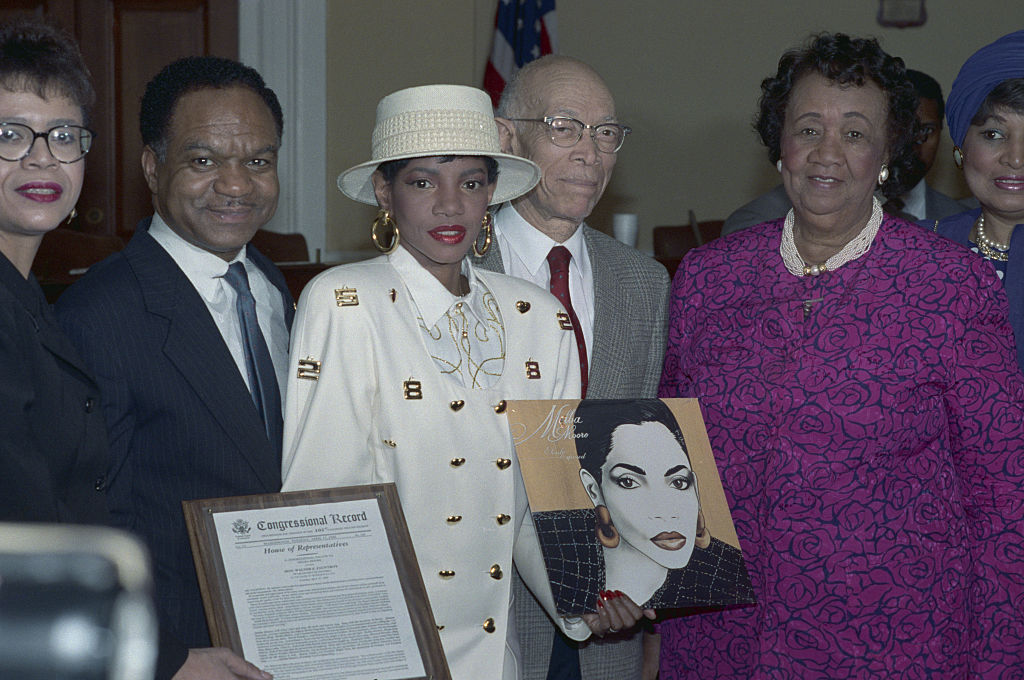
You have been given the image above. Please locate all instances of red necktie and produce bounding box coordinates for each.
[547,246,588,397]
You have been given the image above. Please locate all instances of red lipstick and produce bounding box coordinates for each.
[15,182,63,203]
[428,225,467,245]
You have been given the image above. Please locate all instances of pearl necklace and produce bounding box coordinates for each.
[974,214,1010,262]
[779,197,884,277]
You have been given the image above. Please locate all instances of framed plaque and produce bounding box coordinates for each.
[183,484,449,680]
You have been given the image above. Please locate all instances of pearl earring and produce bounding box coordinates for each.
[776,159,783,173]
[877,164,889,185]
[953,147,964,169]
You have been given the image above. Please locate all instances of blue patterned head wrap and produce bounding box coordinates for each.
[946,30,1024,147]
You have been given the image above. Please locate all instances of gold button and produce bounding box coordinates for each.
[496,514,511,525]
[495,458,511,470]
[462,330,468,338]
[483,617,496,633]
[516,301,531,313]
[494,400,507,414]
[450,400,465,411]
[439,570,455,579]
[489,564,503,580]
[450,457,466,467]
[456,302,464,309]
[446,515,462,523]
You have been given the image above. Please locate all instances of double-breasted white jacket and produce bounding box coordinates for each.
[282,252,587,679]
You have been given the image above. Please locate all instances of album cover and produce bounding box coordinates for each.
[508,398,756,615]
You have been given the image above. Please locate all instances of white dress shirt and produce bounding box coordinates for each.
[148,214,289,405]
[389,246,505,389]
[902,178,928,221]
[492,203,594,361]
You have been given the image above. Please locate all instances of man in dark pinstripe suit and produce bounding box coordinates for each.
[57,57,290,680]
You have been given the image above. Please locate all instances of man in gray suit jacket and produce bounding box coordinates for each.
[477,55,670,680]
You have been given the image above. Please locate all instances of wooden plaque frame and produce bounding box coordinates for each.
[183,483,449,680]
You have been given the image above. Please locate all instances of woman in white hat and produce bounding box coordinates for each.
[281,85,621,679]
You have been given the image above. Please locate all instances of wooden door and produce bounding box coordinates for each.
[1,0,237,237]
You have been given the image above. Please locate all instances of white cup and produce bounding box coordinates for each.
[612,213,639,248]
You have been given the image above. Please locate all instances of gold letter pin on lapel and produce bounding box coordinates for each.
[335,288,358,306]
[403,379,423,399]
[556,312,573,330]
[297,357,321,380]
[525,361,541,379]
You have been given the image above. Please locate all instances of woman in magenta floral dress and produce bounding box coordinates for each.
[658,33,1024,679]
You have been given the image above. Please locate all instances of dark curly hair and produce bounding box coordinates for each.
[0,17,94,122]
[140,56,283,161]
[755,33,919,198]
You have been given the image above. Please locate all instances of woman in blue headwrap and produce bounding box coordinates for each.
[925,30,1024,370]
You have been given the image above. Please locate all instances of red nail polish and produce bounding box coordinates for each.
[596,598,604,609]
[614,590,625,599]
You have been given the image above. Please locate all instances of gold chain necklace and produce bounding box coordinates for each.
[974,214,1010,262]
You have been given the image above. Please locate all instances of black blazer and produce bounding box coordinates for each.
[56,218,294,650]
[0,253,109,524]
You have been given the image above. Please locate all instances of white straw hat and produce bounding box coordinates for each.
[337,84,541,205]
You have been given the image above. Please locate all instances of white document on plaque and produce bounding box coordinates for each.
[212,499,426,680]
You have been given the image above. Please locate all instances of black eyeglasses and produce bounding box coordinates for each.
[0,123,94,164]
[509,116,631,153]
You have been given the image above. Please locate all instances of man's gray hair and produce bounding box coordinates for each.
[496,55,603,121]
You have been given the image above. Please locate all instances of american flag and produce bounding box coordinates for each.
[483,0,558,108]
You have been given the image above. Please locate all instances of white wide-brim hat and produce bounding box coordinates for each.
[337,84,541,206]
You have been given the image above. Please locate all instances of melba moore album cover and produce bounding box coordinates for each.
[507,398,756,615]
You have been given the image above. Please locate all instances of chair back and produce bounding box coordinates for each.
[249,229,309,263]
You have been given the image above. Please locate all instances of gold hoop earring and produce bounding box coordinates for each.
[473,212,493,257]
[595,504,620,549]
[66,207,78,225]
[953,146,964,169]
[877,164,889,185]
[371,209,399,253]
[695,509,711,549]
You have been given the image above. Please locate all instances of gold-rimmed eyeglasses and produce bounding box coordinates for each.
[509,116,631,153]
[0,123,94,164]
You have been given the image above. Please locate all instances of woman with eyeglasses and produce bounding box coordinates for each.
[0,17,108,524]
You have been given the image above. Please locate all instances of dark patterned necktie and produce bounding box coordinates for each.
[547,245,589,397]
[224,262,282,450]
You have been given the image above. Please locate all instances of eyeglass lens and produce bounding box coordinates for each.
[0,123,93,163]
[548,117,625,152]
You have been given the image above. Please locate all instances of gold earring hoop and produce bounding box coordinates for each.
[473,211,493,257]
[66,207,78,225]
[595,504,620,549]
[877,164,889,185]
[371,209,400,253]
[953,146,964,169]
[695,509,711,549]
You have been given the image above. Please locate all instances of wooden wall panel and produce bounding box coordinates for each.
[2,0,237,237]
